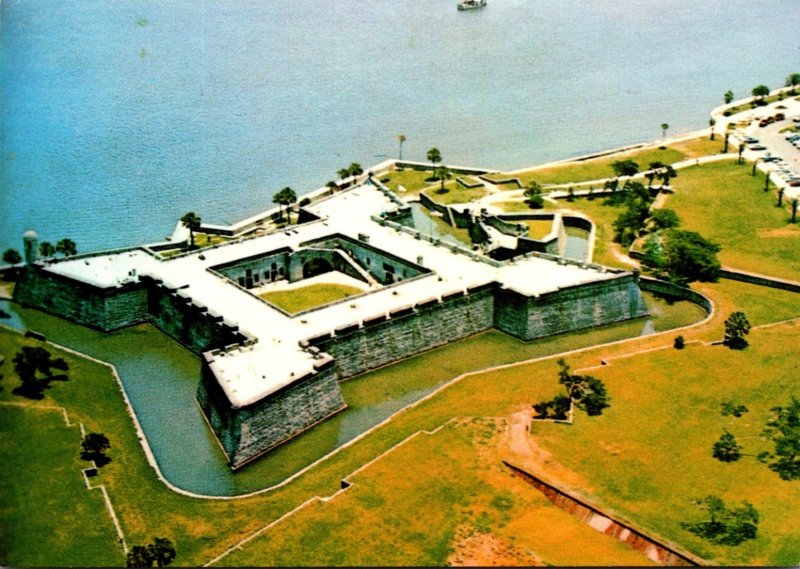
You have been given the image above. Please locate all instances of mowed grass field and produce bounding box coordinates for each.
[2,277,799,566]
[666,160,800,281]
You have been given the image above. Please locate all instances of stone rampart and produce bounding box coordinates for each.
[638,277,713,313]
[13,266,149,332]
[494,273,648,340]
[309,285,496,380]
[197,357,346,469]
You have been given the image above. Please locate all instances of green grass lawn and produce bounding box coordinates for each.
[499,146,687,186]
[2,273,799,566]
[422,180,488,205]
[0,404,122,567]
[666,161,800,281]
[529,320,800,565]
[380,168,435,195]
[260,283,364,314]
[218,419,655,567]
[521,218,556,239]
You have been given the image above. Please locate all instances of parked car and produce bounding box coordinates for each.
[763,155,781,162]
[788,180,800,187]
[774,113,785,121]
[744,136,759,143]
[749,144,767,150]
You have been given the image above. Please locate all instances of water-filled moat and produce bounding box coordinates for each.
[1,291,705,496]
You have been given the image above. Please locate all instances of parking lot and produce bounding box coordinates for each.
[739,110,800,197]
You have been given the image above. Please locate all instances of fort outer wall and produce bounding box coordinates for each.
[197,354,346,469]
[494,272,649,341]
[306,283,497,381]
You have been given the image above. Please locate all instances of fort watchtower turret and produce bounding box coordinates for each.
[23,230,39,265]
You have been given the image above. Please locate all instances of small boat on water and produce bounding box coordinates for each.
[457,0,486,11]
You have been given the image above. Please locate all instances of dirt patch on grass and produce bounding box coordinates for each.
[447,524,544,567]
[756,226,800,239]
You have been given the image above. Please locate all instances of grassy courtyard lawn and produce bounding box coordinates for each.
[260,283,364,314]
[219,420,654,567]
[666,161,800,281]
[528,319,800,566]
[522,218,556,239]
[0,404,122,567]
[422,181,488,205]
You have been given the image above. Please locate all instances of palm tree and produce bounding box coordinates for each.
[724,90,734,105]
[180,213,201,248]
[273,187,297,223]
[433,165,451,192]
[660,123,669,140]
[764,173,770,192]
[55,238,77,257]
[427,147,441,170]
[396,134,406,160]
[723,132,729,154]
[777,187,784,207]
[348,163,363,180]
[337,168,350,181]
[791,198,799,223]
[709,118,716,141]
[737,142,744,165]
[39,242,56,258]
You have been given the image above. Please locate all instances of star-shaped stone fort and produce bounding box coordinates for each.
[14,174,647,468]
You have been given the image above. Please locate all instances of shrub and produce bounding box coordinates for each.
[674,335,685,349]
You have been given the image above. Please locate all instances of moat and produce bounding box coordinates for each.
[1,291,705,496]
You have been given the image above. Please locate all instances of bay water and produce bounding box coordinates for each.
[2,0,799,253]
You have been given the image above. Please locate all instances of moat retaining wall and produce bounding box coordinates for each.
[197,356,346,469]
[494,272,649,341]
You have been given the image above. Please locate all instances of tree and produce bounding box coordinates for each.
[650,208,680,230]
[557,359,610,416]
[777,187,784,208]
[532,394,571,420]
[427,147,442,169]
[126,537,176,567]
[397,134,406,160]
[681,495,759,546]
[12,346,69,399]
[723,311,751,349]
[348,163,363,180]
[713,430,742,462]
[432,165,451,192]
[180,213,201,249]
[55,238,77,257]
[709,118,716,140]
[751,84,770,103]
[645,161,664,188]
[657,164,677,188]
[791,198,799,223]
[81,432,111,467]
[758,396,800,481]
[611,159,639,177]
[674,335,685,349]
[724,90,734,105]
[272,187,297,223]
[660,123,669,140]
[786,73,800,95]
[2,248,21,265]
[337,168,350,180]
[524,181,544,209]
[721,401,749,417]
[39,241,56,258]
[661,229,721,283]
